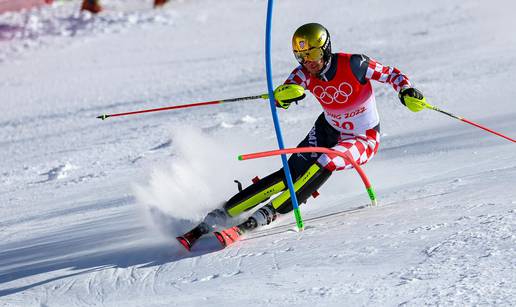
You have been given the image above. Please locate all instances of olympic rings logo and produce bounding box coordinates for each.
[313,82,353,104]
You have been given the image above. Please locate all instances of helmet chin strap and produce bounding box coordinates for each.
[316,53,333,80]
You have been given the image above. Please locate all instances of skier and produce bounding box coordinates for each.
[177,22,427,250]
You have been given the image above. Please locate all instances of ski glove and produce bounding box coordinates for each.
[399,87,427,112]
[274,84,306,109]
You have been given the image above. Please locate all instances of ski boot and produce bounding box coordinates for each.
[176,209,228,251]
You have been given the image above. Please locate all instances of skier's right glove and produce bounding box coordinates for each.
[274,84,306,109]
[399,87,427,112]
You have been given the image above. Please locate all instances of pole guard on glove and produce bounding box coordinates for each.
[399,87,426,112]
[274,84,306,109]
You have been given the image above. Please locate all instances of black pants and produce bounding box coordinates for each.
[223,113,339,215]
[287,113,341,178]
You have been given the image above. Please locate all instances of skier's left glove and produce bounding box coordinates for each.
[399,87,427,112]
[274,84,306,109]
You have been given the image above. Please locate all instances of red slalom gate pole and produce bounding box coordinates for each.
[96,94,268,120]
[239,146,378,206]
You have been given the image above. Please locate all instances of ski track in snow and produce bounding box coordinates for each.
[1,0,516,306]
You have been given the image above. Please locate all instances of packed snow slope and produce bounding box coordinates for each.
[1,0,515,306]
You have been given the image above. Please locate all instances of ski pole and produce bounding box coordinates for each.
[420,102,515,143]
[96,93,269,120]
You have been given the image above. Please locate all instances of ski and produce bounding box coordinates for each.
[241,205,369,242]
[213,226,245,248]
[179,205,370,251]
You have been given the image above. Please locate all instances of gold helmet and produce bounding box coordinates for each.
[292,23,331,64]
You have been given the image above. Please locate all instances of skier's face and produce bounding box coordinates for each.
[303,58,324,75]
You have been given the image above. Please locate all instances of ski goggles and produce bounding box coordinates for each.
[294,47,324,64]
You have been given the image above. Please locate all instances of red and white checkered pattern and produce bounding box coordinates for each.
[365,58,411,92]
[317,129,380,172]
[285,65,310,89]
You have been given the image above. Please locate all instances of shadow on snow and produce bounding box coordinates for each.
[0,202,222,297]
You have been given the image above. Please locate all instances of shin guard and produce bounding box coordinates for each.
[272,163,332,214]
[224,169,286,217]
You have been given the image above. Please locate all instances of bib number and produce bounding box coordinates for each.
[331,120,355,130]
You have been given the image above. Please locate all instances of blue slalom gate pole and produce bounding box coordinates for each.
[264,0,304,230]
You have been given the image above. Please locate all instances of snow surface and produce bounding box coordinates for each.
[1,0,515,306]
